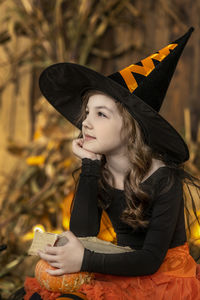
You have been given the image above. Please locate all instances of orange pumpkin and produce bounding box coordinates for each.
[35,259,94,293]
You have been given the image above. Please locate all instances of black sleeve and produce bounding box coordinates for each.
[69,158,103,237]
[80,172,184,276]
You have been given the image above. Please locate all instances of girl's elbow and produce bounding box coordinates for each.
[148,259,163,275]
[69,222,99,237]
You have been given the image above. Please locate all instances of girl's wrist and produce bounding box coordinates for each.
[81,158,101,177]
[82,155,101,161]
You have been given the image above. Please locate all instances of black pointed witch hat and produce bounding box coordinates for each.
[109,27,194,112]
[39,27,194,164]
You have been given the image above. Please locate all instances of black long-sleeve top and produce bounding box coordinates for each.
[69,158,187,276]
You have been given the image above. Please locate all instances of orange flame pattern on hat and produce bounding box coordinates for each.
[119,43,178,93]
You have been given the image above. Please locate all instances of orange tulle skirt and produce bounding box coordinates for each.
[24,242,200,300]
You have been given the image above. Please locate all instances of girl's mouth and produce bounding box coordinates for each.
[85,135,96,141]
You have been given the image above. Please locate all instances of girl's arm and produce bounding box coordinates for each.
[80,172,184,276]
[69,158,103,237]
[38,153,104,275]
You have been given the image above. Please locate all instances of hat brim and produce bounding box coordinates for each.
[39,62,189,163]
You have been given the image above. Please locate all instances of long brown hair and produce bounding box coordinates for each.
[71,89,200,233]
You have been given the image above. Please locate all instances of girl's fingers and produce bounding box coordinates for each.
[75,138,83,144]
[78,138,84,144]
[38,251,58,262]
[44,245,60,255]
[46,268,65,276]
[72,138,102,160]
[97,154,102,160]
[75,139,81,145]
[49,262,62,268]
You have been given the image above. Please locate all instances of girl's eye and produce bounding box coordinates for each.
[97,112,107,118]
[85,111,107,118]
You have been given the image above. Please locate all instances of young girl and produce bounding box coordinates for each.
[24,27,200,300]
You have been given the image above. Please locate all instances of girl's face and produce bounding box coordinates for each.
[82,93,127,156]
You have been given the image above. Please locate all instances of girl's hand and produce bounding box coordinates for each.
[72,138,102,161]
[38,231,84,275]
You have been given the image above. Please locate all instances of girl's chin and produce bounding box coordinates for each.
[83,144,103,154]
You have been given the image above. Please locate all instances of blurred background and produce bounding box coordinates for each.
[0,0,200,298]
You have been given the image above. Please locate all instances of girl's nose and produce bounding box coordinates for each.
[82,113,93,128]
